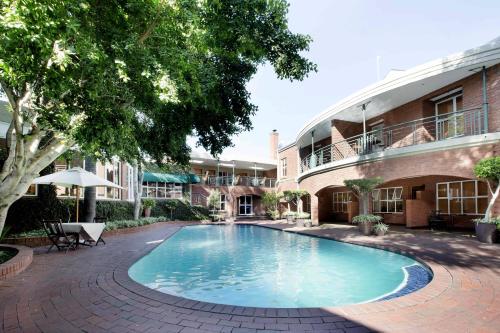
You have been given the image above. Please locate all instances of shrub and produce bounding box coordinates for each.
[373,222,389,233]
[352,214,383,224]
[296,212,311,219]
[142,198,156,209]
[266,209,280,220]
[151,200,209,220]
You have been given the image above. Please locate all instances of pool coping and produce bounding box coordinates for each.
[113,223,453,318]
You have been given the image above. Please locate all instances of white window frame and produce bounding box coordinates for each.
[219,194,226,211]
[436,180,488,215]
[24,184,38,197]
[332,192,351,213]
[142,182,183,199]
[435,92,464,140]
[98,160,122,200]
[54,161,86,198]
[372,187,403,213]
[280,158,287,177]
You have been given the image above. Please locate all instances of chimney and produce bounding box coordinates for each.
[269,129,279,160]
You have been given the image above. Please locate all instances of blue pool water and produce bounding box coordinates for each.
[129,225,432,308]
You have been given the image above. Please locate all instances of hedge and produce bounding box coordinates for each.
[5,197,209,235]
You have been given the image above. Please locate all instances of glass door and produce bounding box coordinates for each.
[239,195,253,215]
[436,94,464,140]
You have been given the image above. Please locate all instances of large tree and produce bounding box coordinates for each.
[0,0,316,234]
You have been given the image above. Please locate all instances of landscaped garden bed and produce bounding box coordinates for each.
[0,246,17,264]
[3,216,176,247]
[0,245,33,280]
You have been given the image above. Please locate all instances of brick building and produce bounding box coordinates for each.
[277,38,500,227]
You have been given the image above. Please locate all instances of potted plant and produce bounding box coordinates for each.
[473,217,499,244]
[373,222,389,236]
[284,211,296,224]
[207,189,222,222]
[142,198,156,218]
[352,214,382,235]
[473,157,500,243]
[296,212,311,227]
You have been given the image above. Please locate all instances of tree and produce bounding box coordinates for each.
[283,189,308,213]
[473,157,500,220]
[262,191,283,211]
[344,177,383,215]
[207,189,221,214]
[83,157,96,222]
[0,0,316,234]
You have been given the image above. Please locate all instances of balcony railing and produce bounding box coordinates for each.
[301,107,486,173]
[205,175,276,188]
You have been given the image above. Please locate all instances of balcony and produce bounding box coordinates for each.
[205,175,276,188]
[300,107,487,173]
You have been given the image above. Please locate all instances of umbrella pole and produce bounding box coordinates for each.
[76,186,80,223]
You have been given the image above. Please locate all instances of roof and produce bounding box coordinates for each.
[294,37,500,148]
[189,151,277,170]
[143,172,200,184]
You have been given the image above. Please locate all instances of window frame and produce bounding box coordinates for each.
[332,192,351,213]
[372,187,404,214]
[219,194,226,211]
[436,180,488,215]
[280,158,287,177]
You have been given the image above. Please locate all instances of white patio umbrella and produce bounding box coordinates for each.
[32,167,123,222]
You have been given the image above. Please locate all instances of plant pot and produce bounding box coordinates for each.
[296,219,304,228]
[286,215,294,224]
[475,222,497,244]
[358,222,373,236]
[376,229,386,236]
[304,220,312,228]
[144,207,151,218]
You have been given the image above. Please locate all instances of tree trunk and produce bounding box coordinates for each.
[83,157,97,222]
[484,182,500,220]
[360,192,370,215]
[133,163,144,220]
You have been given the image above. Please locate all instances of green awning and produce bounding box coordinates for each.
[143,172,200,184]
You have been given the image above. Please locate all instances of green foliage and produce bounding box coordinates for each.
[473,157,500,183]
[0,0,316,164]
[352,214,383,224]
[151,200,209,221]
[0,247,17,264]
[207,189,221,210]
[296,212,311,219]
[104,216,167,231]
[266,209,280,220]
[283,190,308,204]
[262,191,283,211]
[473,216,500,224]
[373,222,389,233]
[142,198,156,209]
[344,178,384,195]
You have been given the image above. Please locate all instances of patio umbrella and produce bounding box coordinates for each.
[32,167,123,222]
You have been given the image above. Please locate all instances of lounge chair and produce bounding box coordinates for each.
[93,216,107,245]
[43,219,79,253]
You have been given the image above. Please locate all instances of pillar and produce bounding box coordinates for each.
[311,194,319,226]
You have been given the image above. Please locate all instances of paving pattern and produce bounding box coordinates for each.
[0,221,499,333]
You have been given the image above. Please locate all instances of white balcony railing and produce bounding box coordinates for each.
[205,175,276,188]
[301,107,486,173]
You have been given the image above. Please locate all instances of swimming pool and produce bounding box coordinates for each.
[129,225,432,308]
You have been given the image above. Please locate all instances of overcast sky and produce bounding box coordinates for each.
[189,0,500,160]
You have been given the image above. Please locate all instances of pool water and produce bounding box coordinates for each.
[129,225,432,308]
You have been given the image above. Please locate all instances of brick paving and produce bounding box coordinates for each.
[0,221,499,333]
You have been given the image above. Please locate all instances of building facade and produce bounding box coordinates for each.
[277,38,500,227]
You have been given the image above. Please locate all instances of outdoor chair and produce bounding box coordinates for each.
[428,210,448,230]
[42,219,79,253]
[93,216,107,245]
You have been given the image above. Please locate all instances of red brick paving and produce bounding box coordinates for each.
[0,221,499,333]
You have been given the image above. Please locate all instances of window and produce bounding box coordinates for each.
[142,182,183,199]
[25,184,37,196]
[372,187,403,213]
[54,162,85,198]
[219,194,226,211]
[436,180,488,215]
[281,158,287,177]
[96,161,121,200]
[435,92,464,140]
[333,192,351,213]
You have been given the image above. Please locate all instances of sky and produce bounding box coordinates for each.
[189,0,500,161]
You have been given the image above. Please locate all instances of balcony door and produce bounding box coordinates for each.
[435,94,464,140]
[238,195,253,216]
